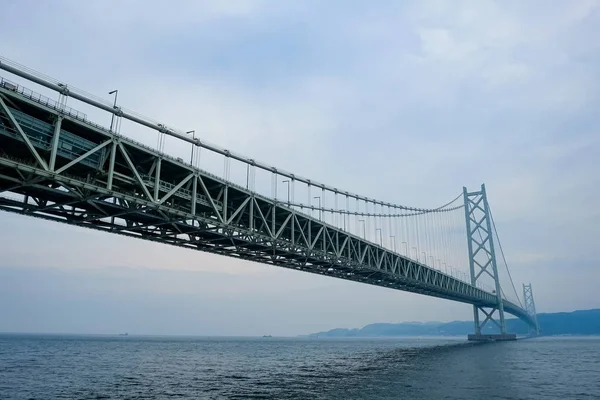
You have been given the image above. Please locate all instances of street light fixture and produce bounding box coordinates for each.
[282,180,290,205]
[376,228,382,246]
[187,130,195,165]
[314,196,321,220]
[358,219,366,239]
[109,89,118,132]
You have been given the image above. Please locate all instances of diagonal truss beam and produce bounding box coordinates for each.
[197,175,223,223]
[118,142,154,202]
[55,139,112,174]
[0,96,49,171]
[227,197,251,225]
[159,173,193,205]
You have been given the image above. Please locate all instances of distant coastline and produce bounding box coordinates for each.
[306,309,600,338]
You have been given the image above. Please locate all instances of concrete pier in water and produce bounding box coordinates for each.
[468,334,517,342]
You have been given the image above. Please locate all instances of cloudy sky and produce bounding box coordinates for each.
[0,0,599,336]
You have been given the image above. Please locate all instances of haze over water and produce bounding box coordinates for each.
[1,335,598,399]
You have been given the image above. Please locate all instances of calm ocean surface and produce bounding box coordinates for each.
[0,334,599,399]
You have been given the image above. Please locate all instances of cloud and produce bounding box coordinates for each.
[0,0,599,334]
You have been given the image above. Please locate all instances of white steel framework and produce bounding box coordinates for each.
[0,60,539,333]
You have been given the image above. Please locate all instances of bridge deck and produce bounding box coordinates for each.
[0,78,535,328]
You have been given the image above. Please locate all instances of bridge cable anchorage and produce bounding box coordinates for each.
[489,207,524,308]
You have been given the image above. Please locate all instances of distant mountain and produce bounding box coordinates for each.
[307,309,600,337]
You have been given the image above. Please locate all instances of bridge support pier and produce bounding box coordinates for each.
[464,185,508,340]
[467,334,517,342]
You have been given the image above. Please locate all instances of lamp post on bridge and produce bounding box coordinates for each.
[390,235,396,253]
[313,196,321,220]
[282,180,290,205]
[375,228,382,246]
[109,89,118,132]
[358,219,366,239]
[412,247,418,261]
[421,251,426,265]
[187,130,195,166]
[402,241,408,257]
[245,159,255,190]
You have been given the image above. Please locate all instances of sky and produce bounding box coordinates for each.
[0,0,599,336]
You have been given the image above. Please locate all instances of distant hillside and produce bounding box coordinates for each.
[307,309,600,337]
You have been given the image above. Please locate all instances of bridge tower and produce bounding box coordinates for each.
[463,184,515,341]
[523,283,540,335]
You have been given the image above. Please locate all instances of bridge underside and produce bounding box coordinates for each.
[0,78,537,331]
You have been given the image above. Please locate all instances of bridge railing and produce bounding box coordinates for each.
[1,78,87,121]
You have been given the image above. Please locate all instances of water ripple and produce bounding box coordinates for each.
[0,335,598,399]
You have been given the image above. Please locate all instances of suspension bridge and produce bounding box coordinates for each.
[0,56,539,341]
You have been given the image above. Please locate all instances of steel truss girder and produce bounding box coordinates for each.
[0,86,536,326]
[0,95,49,171]
[0,155,525,312]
